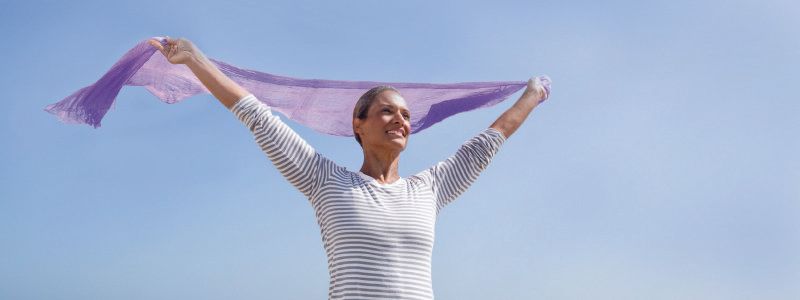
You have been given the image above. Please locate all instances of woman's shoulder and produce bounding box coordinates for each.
[407,168,434,187]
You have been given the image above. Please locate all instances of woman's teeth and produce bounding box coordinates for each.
[387,130,403,136]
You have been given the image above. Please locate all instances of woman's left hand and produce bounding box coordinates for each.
[525,75,551,104]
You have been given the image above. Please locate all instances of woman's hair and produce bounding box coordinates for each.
[353,85,400,146]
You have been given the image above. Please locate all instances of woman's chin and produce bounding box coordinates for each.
[386,139,407,150]
[365,138,407,152]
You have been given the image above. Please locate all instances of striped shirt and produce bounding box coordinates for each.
[231,94,506,299]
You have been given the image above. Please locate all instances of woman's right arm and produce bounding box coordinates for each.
[148,37,248,109]
[229,94,341,200]
[148,37,341,200]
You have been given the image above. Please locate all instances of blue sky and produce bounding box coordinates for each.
[1,0,798,299]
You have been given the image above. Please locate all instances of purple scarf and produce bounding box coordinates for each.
[44,37,548,136]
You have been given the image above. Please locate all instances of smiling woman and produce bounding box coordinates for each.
[231,93,507,299]
[352,86,413,184]
[351,85,408,146]
[147,36,549,300]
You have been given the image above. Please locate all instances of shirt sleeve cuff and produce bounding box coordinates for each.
[486,127,508,142]
[229,94,257,113]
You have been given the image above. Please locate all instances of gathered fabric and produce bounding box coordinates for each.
[44,37,549,136]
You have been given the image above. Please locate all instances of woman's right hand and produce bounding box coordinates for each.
[148,36,201,65]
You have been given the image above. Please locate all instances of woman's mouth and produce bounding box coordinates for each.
[386,129,404,137]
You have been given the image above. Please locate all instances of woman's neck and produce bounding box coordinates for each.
[359,148,402,183]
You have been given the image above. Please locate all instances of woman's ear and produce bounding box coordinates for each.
[352,118,362,135]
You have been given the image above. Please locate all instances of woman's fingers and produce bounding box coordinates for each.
[148,38,176,58]
[148,36,193,64]
[526,75,551,104]
[148,39,165,53]
[532,75,551,103]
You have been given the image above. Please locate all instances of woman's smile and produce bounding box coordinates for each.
[386,129,405,137]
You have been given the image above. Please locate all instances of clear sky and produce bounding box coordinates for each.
[1,0,798,299]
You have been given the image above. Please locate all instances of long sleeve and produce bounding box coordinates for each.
[428,127,507,212]
[230,94,341,200]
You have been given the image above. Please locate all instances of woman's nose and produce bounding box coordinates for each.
[392,112,405,123]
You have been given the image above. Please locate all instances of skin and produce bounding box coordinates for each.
[352,91,411,184]
[149,37,548,185]
[148,37,248,108]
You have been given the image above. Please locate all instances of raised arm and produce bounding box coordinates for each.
[229,94,342,199]
[148,37,342,200]
[148,37,248,109]
[425,76,549,213]
[489,75,551,139]
[426,127,508,212]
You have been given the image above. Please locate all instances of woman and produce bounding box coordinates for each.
[149,37,549,300]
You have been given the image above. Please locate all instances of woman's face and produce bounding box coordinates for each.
[353,90,411,152]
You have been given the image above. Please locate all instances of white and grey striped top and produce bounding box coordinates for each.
[231,94,506,300]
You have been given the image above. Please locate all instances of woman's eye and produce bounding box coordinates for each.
[403,115,410,120]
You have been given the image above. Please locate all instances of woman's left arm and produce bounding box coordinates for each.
[489,76,551,139]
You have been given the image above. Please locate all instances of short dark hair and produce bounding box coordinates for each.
[352,85,400,146]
